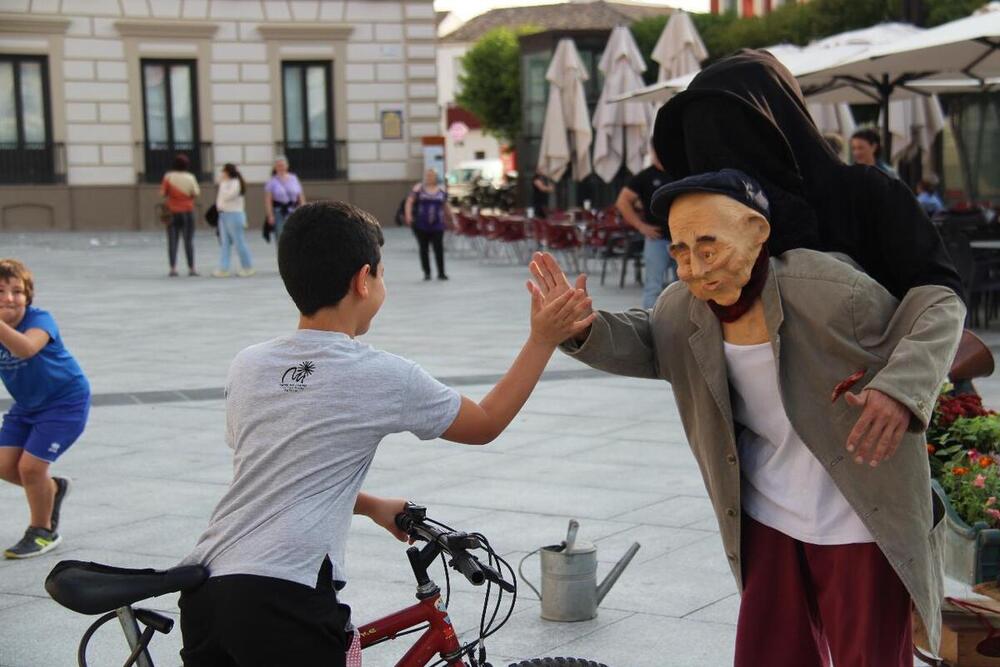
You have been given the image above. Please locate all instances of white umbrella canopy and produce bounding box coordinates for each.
[652,11,708,82]
[799,12,1000,98]
[537,38,592,182]
[592,25,654,182]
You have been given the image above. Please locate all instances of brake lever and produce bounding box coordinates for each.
[479,561,515,593]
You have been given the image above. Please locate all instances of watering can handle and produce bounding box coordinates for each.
[517,548,543,601]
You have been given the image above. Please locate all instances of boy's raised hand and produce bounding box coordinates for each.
[527,280,595,347]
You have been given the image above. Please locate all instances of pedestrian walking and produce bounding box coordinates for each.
[615,152,674,308]
[213,164,254,278]
[264,156,305,243]
[0,259,89,559]
[404,169,453,281]
[160,153,200,277]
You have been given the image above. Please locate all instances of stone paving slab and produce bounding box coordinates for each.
[0,228,990,666]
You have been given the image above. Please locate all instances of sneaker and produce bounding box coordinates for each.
[211,270,230,278]
[237,268,256,277]
[423,274,432,281]
[168,269,179,277]
[4,527,61,559]
[189,269,200,277]
[437,274,449,281]
[51,476,70,533]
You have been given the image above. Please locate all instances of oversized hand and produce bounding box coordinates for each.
[529,252,588,302]
[528,252,593,343]
[844,389,912,466]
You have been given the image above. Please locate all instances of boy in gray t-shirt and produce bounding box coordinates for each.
[178,201,594,666]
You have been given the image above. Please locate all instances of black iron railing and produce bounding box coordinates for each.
[0,142,66,184]
[137,141,213,183]
[274,140,347,180]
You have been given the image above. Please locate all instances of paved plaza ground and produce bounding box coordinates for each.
[0,226,997,666]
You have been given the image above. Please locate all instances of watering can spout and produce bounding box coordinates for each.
[596,542,640,604]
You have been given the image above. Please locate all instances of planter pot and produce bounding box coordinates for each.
[934,479,1000,585]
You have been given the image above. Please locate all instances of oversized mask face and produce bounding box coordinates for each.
[668,193,770,306]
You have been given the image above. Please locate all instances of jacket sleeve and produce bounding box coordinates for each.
[853,277,966,431]
[559,307,664,381]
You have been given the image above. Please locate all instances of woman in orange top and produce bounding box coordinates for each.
[160,154,201,277]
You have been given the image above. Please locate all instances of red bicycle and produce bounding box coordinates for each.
[44,503,607,667]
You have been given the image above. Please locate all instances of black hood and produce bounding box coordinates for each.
[653,50,847,254]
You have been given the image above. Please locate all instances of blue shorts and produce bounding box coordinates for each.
[0,395,90,463]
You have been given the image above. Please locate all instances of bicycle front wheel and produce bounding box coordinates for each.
[508,658,608,667]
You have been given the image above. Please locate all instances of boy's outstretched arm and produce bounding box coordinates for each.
[441,286,595,446]
[0,320,49,360]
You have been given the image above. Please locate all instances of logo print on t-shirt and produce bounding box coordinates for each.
[280,361,315,392]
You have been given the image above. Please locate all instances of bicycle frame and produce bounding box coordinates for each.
[357,592,465,666]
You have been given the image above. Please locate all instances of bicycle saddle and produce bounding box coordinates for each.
[45,560,208,615]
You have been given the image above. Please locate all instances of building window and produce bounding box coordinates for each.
[280,61,343,179]
[141,59,203,183]
[0,55,60,184]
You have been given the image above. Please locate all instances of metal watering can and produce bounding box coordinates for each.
[520,520,641,622]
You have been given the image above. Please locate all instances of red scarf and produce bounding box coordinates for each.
[707,246,770,323]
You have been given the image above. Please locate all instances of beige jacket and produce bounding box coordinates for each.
[563,249,965,651]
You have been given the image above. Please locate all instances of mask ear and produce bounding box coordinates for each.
[748,214,771,246]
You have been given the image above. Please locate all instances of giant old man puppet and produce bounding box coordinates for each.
[528,169,965,665]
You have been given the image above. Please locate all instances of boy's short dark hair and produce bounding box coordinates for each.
[278,201,385,315]
[172,153,190,171]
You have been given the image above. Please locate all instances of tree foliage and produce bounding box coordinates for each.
[456,27,529,144]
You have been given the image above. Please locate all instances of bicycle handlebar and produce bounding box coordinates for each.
[395,503,513,593]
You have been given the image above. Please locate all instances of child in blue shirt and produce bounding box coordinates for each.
[0,259,90,558]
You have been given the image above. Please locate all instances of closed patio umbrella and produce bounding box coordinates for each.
[537,38,592,182]
[651,11,708,82]
[592,25,653,182]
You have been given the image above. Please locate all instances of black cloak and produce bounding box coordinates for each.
[653,49,963,301]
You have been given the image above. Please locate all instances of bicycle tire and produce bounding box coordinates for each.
[507,658,608,667]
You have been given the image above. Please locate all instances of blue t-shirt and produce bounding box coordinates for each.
[0,306,90,411]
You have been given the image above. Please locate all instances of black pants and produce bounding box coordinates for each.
[413,227,445,278]
[179,558,351,666]
[168,212,195,269]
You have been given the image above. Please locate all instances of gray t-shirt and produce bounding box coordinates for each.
[181,329,461,588]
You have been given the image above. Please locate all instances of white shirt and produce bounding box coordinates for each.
[723,340,874,545]
[216,177,244,212]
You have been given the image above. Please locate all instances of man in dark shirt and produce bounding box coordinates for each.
[616,153,674,308]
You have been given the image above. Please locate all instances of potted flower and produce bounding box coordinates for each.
[928,389,1000,584]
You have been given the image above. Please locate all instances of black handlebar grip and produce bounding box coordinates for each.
[394,512,412,533]
[451,552,486,586]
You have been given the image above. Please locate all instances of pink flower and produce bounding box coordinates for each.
[970,449,982,461]
[976,475,987,488]
[987,508,1000,521]
[989,497,997,507]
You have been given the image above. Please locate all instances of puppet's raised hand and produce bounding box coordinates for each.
[529,252,592,343]
[844,389,911,467]
[529,252,588,300]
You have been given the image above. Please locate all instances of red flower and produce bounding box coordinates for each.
[981,456,994,468]
[954,467,970,476]
[927,444,936,454]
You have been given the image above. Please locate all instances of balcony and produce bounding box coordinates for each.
[275,140,347,181]
[136,141,213,184]
[0,142,66,185]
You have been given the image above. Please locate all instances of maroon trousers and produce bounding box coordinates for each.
[735,515,913,667]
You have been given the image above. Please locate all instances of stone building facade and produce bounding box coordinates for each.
[0,0,438,230]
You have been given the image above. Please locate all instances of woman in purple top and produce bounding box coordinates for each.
[404,169,454,280]
[264,156,306,243]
